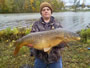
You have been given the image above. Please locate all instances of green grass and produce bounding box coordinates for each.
[62,42,90,68]
[0,41,34,68]
[0,41,90,68]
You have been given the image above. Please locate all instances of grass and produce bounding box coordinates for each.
[62,42,90,68]
[0,41,34,68]
[0,41,90,68]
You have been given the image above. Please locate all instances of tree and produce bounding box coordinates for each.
[29,0,35,12]
[0,0,65,13]
[34,0,40,12]
[59,1,65,10]
[73,0,80,12]
[4,0,14,12]
[0,0,6,12]
[81,0,85,8]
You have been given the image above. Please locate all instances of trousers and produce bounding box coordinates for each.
[34,57,63,68]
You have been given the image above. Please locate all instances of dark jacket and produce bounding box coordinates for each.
[30,16,66,64]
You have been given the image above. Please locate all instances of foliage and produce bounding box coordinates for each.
[80,28,90,43]
[81,2,85,8]
[0,27,90,43]
[0,39,89,68]
[62,43,90,68]
[0,26,90,68]
[0,0,65,13]
[0,27,31,42]
[73,0,80,12]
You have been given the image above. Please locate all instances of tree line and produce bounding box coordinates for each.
[0,0,65,13]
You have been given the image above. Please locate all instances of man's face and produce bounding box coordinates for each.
[41,7,52,19]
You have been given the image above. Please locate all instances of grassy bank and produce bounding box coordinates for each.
[0,27,90,68]
[0,40,89,68]
[62,42,90,68]
[0,41,34,68]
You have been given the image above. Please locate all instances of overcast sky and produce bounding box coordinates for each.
[63,0,90,5]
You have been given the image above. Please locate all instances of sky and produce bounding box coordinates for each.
[62,0,90,5]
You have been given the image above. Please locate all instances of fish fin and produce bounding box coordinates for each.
[14,46,20,56]
[14,42,27,56]
[27,44,33,47]
[53,37,62,40]
[51,36,63,42]
[44,47,51,52]
[47,49,52,54]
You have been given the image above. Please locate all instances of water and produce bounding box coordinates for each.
[0,12,90,32]
[53,12,90,32]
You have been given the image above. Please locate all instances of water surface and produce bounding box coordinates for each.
[0,12,90,32]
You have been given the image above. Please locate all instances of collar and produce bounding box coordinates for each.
[39,16,55,26]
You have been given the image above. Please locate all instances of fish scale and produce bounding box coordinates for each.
[14,28,81,55]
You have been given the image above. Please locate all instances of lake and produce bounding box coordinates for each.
[0,12,90,32]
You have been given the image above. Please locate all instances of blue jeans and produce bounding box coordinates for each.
[34,57,63,68]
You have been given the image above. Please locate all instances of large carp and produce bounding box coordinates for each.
[14,28,80,55]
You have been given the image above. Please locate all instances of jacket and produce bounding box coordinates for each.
[30,16,66,64]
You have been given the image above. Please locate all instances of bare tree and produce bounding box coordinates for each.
[73,0,80,11]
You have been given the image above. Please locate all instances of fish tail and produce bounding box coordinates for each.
[14,42,28,56]
[14,46,20,56]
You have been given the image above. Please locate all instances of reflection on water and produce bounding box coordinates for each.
[0,12,90,32]
[0,13,40,30]
[53,12,90,32]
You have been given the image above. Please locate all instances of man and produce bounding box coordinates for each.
[28,2,66,68]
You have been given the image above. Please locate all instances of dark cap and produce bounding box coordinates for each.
[40,2,53,14]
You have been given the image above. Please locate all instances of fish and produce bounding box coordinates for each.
[13,28,80,55]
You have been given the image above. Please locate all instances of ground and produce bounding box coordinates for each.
[0,41,90,68]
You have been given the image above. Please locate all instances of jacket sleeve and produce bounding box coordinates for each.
[31,22,39,33]
[30,22,39,56]
[56,41,68,48]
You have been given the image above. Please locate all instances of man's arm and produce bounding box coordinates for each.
[29,22,39,56]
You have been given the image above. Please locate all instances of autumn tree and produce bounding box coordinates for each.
[0,0,65,13]
[0,0,6,12]
[4,0,14,12]
[34,0,40,12]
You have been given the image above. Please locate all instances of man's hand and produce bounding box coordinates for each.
[27,44,33,47]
